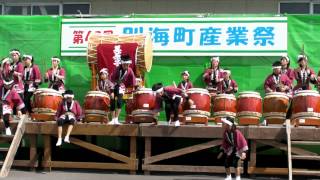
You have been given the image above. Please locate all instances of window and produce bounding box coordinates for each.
[5,5,31,15]
[32,5,60,15]
[63,3,90,15]
[313,4,320,14]
[279,2,310,14]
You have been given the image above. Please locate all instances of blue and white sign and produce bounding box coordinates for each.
[61,17,287,56]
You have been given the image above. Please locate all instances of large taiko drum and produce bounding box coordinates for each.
[131,88,156,118]
[32,88,63,121]
[292,90,320,125]
[83,91,110,122]
[236,91,262,125]
[212,94,237,118]
[183,88,211,117]
[263,92,290,124]
[87,33,153,89]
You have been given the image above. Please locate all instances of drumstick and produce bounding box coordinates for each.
[173,81,177,88]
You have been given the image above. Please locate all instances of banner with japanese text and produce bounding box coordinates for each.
[61,17,287,56]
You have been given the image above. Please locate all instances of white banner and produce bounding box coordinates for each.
[61,17,287,56]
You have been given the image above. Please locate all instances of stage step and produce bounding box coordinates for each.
[0,115,27,178]
[292,155,320,161]
[292,169,320,176]
[0,148,9,152]
[291,141,320,145]
[286,119,320,180]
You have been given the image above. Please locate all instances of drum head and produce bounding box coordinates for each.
[144,33,153,72]
[35,88,61,95]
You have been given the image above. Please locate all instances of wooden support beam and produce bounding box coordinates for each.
[248,140,257,174]
[28,134,38,170]
[248,167,288,175]
[142,164,243,173]
[144,140,221,164]
[0,115,27,177]
[129,136,137,174]
[69,137,131,164]
[144,137,151,175]
[43,161,132,170]
[292,155,320,161]
[25,122,138,136]
[42,135,51,171]
[256,140,317,156]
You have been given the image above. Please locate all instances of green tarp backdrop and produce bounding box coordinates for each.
[1,15,320,121]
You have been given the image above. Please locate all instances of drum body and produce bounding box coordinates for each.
[132,88,156,118]
[292,90,320,121]
[32,88,63,121]
[263,92,289,124]
[84,91,110,122]
[213,94,237,118]
[236,91,262,125]
[183,88,211,117]
[125,97,135,123]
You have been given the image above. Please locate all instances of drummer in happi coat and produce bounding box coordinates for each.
[177,70,193,91]
[218,69,238,94]
[44,56,66,92]
[55,90,83,146]
[203,56,225,96]
[0,77,26,135]
[152,83,193,127]
[264,61,292,94]
[109,55,136,125]
[293,54,317,92]
[96,68,114,94]
[22,55,42,114]
[280,56,295,84]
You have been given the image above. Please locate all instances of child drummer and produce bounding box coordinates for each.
[217,117,248,180]
[177,70,193,91]
[55,90,83,146]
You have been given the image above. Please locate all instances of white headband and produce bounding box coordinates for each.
[297,55,308,61]
[224,70,231,75]
[121,60,132,64]
[51,57,60,62]
[211,56,220,62]
[281,56,290,62]
[23,55,32,60]
[182,71,190,77]
[10,50,20,56]
[155,87,164,93]
[221,118,233,126]
[100,68,108,75]
[64,94,74,98]
[272,66,282,69]
[3,80,14,85]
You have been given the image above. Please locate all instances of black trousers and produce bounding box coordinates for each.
[24,91,33,113]
[164,97,181,122]
[110,84,123,111]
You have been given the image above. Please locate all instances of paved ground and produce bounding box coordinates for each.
[5,169,309,180]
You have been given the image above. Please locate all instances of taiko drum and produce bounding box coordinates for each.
[236,91,262,125]
[32,88,63,121]
[131,88,156,118]
[83,91,110,122]
[212,93,237,118]
[292,90,320,123]
[183,88,211,117]
[263,92,289,124]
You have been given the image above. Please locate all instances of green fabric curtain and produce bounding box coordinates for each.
[1,15,320,121]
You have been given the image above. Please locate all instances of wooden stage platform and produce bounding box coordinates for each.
[2,121,320,176]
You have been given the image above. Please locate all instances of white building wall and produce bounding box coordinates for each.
[0,0,312,15]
